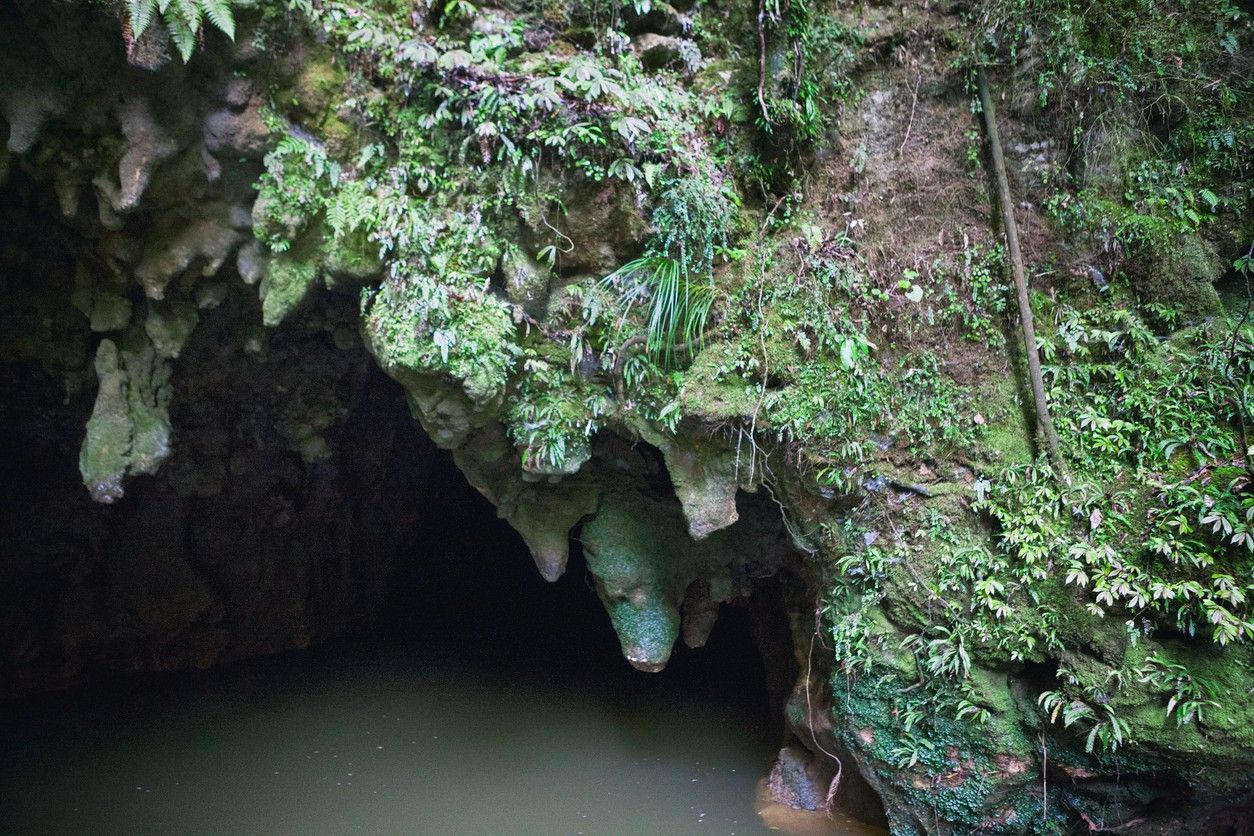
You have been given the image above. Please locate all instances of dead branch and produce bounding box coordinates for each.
[977,67,1066,478]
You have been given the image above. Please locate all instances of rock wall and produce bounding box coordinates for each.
[0,1,426,696]
[2,1,1253,833]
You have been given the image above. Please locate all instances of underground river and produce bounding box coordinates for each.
[0,437,877,835]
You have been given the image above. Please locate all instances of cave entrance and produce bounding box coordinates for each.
[380,420,779,738]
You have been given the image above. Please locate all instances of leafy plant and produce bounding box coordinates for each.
[126,0,235,60]
[604,254,712,366]
[1038,665,1132,753]
[1135,653,1219,727]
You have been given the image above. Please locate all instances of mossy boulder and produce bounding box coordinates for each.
[1137,232,1225,319]
[260,254,319,327]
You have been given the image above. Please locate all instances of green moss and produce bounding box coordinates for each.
[976,372,1033,466]
[363,276,517,407]
[678,342,760,421]
[261,254,319,327]
[580,492,697,670]
[1138,232,1225,318]
[322,229,382,292]
[78,332,172,504]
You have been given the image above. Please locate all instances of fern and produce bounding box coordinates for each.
[126,0,235,61]
[200,0,235,40]
[605,255,712,367]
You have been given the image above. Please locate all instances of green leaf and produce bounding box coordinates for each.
[129,0,157,38]
[167,16,197,61]
[202,0,235,40]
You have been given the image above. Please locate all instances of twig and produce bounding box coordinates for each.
[1223,240,1254,478]
[899,74,921,157]
[756,0,771,124]
[747,282,770,481]
[1040,732,1048,827]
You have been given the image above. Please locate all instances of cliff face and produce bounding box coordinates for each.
[2,0,1253,832]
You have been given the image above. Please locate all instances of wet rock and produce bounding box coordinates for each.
[0,74,69,154]
[657,436,744,539]
[1140,232,1225,318]
[203,94,270,160]
[322,233,382,292]
[144,297,199,359]
[260,254,319,326]
[499,246,551,316]
[116,95,180,212]
[680,579,719,648]
[581,493,692,671]
[519,176,649,276]
[125,20,172,71]
[79,333,173,503]
[580,491,768,671]
[767,744,829,811]
[634,34,684,71]
[623,1,688,36]
[134,214,242,300]
[236,240,269,286]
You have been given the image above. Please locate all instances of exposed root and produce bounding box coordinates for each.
[805,601,844,812]
[899,74,921,157]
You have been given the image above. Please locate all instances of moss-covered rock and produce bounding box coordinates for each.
[79,332,172,503]
[260,253,319,327]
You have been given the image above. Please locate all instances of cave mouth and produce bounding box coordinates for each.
[1,361,799,833]
[0,127,803,829]
[379,420,780,731]
[0,142,781,729]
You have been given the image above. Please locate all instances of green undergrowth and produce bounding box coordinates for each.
[971,0,1252,310]
[823,291,1254,793]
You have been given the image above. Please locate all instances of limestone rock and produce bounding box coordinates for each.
[116,95,180,212]
[260,254,319,326]
[519,176,649,276]
[636,421,748,539]
[0,73,69,154]
[1140,232,1225,318]
[499,246,552,316]
[144,297,199,359]
[680,578,719,648]
[623,1,688,36]
[203,95,270,160]
[79,333,173,503]
[634,34,684,71]
[581,493,691,671]
[663,438,743,539]
[236,240,269,286]
[767,744,830,812]
[322,233,383,292]
[134,215,242,300]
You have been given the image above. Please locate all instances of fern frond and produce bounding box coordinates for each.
[201,0,235,40]
[167,15,197,61]
[174,0,203,30]
[128,0,157,38]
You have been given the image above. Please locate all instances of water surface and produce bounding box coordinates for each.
[1,635,874,835]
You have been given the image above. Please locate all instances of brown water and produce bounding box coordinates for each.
[0,639,877,836]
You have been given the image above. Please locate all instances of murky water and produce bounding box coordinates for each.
[1,444,881,835]
[0,639,874,835]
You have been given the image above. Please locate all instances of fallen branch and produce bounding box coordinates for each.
[977,67,1065,478]
[1223,240,1253,479]
[756,0,771,125]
